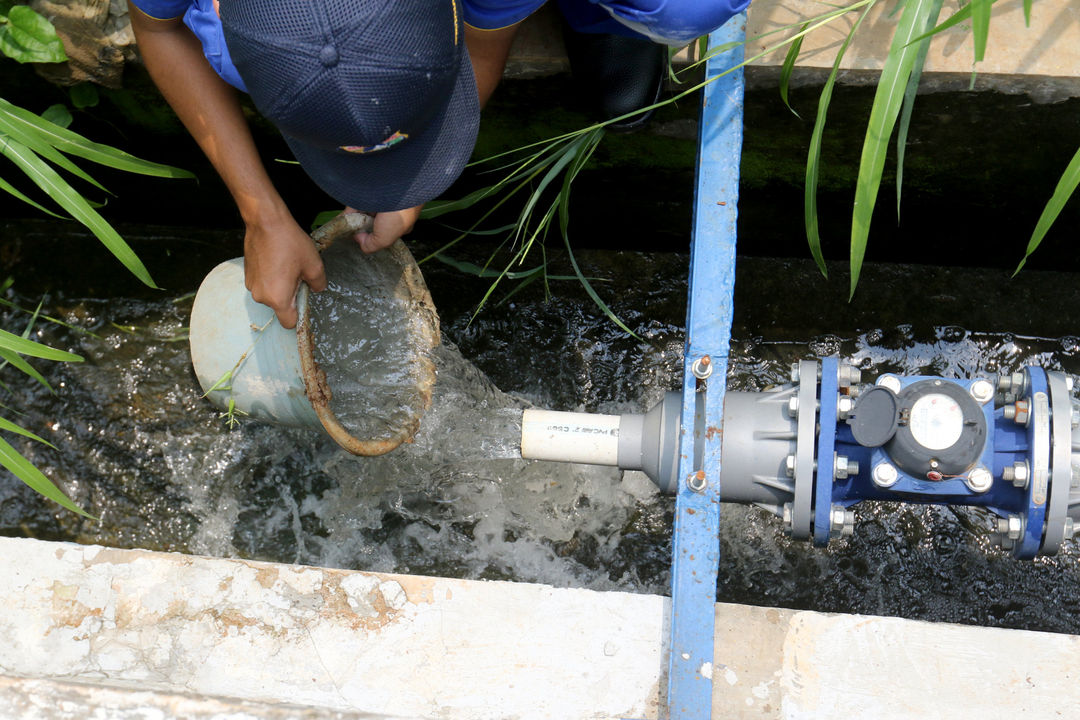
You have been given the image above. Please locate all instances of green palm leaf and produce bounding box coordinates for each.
[0,136,159,288]
[849,0,939,298]
[0,434,93,518]
[806,3,875,277]
[1015,144,1080,274]
[0,98,193,179]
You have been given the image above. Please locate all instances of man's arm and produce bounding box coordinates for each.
[128,3,325,328]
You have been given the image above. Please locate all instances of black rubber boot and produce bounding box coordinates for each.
[562,24,667,132]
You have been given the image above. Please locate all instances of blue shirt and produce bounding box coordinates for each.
[131,0,750,89]
[130,0,247,91]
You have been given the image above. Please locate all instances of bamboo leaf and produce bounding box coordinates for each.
[779,24,808,116]
[1015,144,1080,274]
[0,111,110,194]
[806,3,874,277]
[0,348,52,392]
[0,416,55,449]
[970,0,991,63]
[434,223,517,237]
[514,134,589,245]
[0,172,63,217]
[849,0,938,299]
[0,137,159,288]
[420,184,503,219]
[0,98,193,179]
[556,130,638,339]
[909,0,1001,44]
[0,434,93,518]
[0,325,81,362]
[896,0,944,217]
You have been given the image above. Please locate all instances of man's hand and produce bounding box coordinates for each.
[349,205,422,253]
[243,212,327,329]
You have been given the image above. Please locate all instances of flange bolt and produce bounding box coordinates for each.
[834,455,858,480]
[829,505,856,539]
[995,514,1023,543]
[876,375,902,394]
[838,364,862,388]
[970,379,994,404]
[966,467,994,493]
[872,463,899,488]
[1003,399,1030,426]
[692,355,713,380]
[1002,461,1029,490]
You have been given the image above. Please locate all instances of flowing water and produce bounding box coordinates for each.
[5,225,1080,634]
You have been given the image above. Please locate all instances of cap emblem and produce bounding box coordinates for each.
[341,131,409,155]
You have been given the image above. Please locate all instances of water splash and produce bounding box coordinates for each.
[5,251,1080,632]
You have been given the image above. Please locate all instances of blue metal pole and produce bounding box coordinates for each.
[667,17,746,720]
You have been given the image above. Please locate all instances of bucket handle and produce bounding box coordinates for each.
[310,211,375,252]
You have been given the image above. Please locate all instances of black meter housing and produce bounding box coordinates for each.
[885,380,986,478]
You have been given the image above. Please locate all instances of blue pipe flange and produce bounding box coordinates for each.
[790,360,820,539]
[1017,368,1049,558]
[813,357,840,546]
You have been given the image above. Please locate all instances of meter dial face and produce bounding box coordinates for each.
[909,392,963,450]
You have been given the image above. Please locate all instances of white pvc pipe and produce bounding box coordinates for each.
[520,409,621,465]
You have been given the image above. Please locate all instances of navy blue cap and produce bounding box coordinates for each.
[220,0,479,212]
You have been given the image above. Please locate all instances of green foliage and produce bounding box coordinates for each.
[784,0,1074,293]
[0,97,195,287]
[0,4,191,516]
[847,0,940,298]
[0,2,66,64]
[1015,145,1080,274]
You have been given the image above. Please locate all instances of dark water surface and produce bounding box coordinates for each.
[3,220,1080,635]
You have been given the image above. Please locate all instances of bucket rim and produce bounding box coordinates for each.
[295,212,439,456]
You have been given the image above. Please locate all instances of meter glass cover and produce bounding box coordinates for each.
[909,392,963,450]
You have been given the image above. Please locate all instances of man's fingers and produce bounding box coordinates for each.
[302,259,328,292]
[275,304,298,330]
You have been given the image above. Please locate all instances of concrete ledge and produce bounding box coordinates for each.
[5,535,1080,718]
[747,0,1080,100]
[507,0,1080,100]
[0,675,396,720]
[0,537,665,719]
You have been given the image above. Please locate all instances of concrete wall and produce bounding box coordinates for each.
[5,535,1080,718]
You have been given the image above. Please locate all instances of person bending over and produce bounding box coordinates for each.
[129,0,747,328]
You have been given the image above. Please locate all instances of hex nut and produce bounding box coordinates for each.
[785,454,796,478]
[837,397,854,419]
[787,396,799,418]
[838,364,862,388]
[834,455,852,479]
[1011,462,1029,489]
